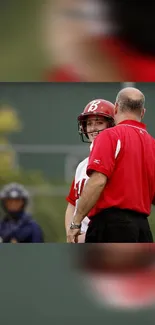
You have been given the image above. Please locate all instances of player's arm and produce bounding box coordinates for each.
[65,202,75,234]
[65,199,87,243]
[65,178,86,243]
[65,179,76,234]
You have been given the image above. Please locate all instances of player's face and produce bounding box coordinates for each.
[86,116,108,142]
[4,199,24,212]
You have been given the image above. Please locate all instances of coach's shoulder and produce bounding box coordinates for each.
[98,126,118,139]
[94,127,120,148]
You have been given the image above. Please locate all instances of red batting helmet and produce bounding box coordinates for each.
[78,99,115,143]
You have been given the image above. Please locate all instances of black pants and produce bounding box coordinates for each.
[85,208,153,243]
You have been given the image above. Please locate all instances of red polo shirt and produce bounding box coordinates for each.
[87,120,155,217]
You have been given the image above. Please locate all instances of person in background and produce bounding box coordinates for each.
[76,244,155,309]
[0,183,44,243]
[45,0,155,82]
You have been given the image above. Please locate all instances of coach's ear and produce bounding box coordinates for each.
[141,108,146,119]
[114,102,118,115]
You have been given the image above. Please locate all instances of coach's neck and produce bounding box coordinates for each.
[115,113,142,125]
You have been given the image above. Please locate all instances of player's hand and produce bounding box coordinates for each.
[67,228,81,243]
[77,233,86,243]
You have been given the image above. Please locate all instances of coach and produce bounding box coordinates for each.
[67,87,155,243]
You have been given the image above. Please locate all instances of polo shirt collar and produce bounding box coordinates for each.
[118,120,147,130]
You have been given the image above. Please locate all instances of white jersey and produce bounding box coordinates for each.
[74,157,90,233]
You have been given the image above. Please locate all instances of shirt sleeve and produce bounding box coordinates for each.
[66,179,76,206]
[87,129,119,178]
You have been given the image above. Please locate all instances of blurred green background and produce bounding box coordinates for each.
[0,245,154,324]
[0,82,154,242]
[0,0,48,81]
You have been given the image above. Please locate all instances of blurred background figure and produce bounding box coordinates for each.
[75,244,155,310]
[44,0,155,82]
[1,0,155,81]
[0,183,44,243]
[43,0,120,81]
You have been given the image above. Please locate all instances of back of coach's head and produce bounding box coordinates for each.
[114,87,146,124]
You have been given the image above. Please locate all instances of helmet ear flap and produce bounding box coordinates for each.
[78,120,90,143]
[81,120,89,138]
[107,118,115,128]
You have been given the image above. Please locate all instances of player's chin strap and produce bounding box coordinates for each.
[89,128,106,150]
[90,141,94,152]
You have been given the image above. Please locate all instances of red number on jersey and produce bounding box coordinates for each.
[75,179,86,198]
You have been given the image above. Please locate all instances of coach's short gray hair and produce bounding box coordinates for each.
[116,88,145,114]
